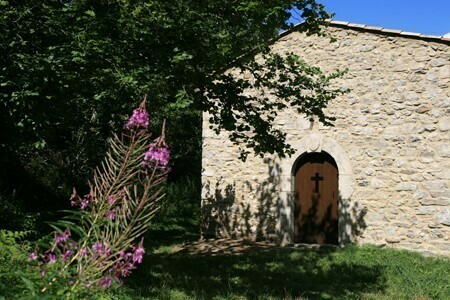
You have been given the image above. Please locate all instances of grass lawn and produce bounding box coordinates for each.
[103,225,450,300]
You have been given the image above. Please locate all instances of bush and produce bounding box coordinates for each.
[0,230,36,298]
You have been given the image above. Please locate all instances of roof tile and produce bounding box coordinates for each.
[347,23,366,28]
[420,34,442,39]
[329,20,349,26]
[381,28,403,34]
[400,31,422,37]
[365,26,384,31]
[286,20,449,44]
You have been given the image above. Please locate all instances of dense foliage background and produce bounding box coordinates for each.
[0,0,339,232]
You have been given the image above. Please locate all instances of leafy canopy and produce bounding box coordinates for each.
[0,0,341,161]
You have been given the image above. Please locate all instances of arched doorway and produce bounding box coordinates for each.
[294,152,338,245]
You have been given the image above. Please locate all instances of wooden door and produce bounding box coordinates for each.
[294,152,338,244]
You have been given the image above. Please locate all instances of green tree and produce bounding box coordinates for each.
[0,0,342,224]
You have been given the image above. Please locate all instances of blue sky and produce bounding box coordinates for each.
[291,0,450,36]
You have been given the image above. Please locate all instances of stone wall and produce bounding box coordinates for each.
[201,25,450,256]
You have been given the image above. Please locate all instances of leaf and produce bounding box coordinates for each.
[35,240,51,249]
[84,10,95,17]
[171,52,193,64]
[32,140,46,149]
[50,220,85,238]
[19,276,36,296]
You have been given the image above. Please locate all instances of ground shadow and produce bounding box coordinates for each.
[127,245,387,299]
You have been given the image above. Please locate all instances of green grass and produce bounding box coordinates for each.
[101,226,450,300]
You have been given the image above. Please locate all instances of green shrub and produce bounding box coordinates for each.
[0,230,36,298]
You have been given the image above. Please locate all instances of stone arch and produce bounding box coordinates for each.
[278,133,355,245]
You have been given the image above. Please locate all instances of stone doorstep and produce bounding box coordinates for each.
[288,243,340,250]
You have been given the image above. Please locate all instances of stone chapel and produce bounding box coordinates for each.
[201,21,450,256]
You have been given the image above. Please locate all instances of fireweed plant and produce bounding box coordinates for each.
[28,96,169,296]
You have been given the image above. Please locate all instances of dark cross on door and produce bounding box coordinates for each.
[310,172,324,193]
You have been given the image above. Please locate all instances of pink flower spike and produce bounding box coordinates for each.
[125,97,149,130]
[28,252,38,261]
[143,145,170,167]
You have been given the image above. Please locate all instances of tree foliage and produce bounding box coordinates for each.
[0,0,341,218]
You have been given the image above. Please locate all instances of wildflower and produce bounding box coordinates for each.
[125,99,149,130]
[143,145,169,167]
[92,242,105,255]
[54,228,70,244]
[40,269,47,277]
[81,248,88,256]
[70,200,78,207]
[132,239,145,264]
[112,260,136,278]
[98,277,112,288]
[47,253,56,263]
[62,250,72,261]
[28,252,38,261]
[70,188,77,199]
[105,210,116,220]
[116,262,136,277]
[107,195,115,205]
[80,198,90,210]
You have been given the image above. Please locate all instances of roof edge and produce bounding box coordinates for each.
[280,19,450,44]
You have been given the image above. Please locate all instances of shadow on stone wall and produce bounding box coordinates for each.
[202,158,367,245]
[201,159,287,242]
[253,158,285,242]
[338,195,367,245]
[201,179,238,238]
